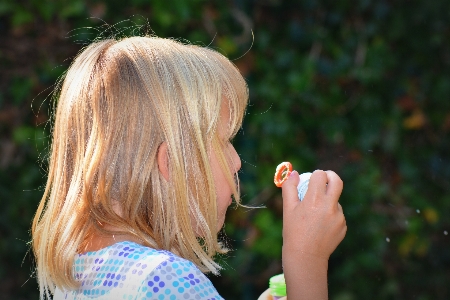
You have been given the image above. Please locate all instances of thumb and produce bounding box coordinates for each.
[282,170,300,211]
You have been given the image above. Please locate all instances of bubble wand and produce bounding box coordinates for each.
[274,161,312,201]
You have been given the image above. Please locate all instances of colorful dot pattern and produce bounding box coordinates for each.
[53,241,224,300]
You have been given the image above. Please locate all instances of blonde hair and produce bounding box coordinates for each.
[32,36,248,299]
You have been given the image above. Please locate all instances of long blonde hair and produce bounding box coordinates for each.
[32,36,248,299]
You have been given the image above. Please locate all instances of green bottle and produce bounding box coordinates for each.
[269,273,286,299]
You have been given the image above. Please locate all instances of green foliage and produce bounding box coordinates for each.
[1,0,449,299]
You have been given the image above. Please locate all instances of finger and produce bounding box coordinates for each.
[324,170,343,204]
[305,170,328,202]
[256,288,273,300]
[281,170,300,212]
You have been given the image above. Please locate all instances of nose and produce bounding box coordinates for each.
[230,145,241,173]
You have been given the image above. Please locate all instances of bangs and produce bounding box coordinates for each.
[185,45,248,141]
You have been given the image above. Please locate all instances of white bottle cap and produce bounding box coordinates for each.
[297,172,312,201]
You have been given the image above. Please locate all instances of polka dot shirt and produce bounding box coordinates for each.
[54,241,224,300]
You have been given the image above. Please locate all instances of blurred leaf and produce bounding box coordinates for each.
[403,109,426,129]
[12,8,33,27]
[59,1,85,18]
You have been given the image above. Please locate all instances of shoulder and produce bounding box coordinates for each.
[138,251,224,300]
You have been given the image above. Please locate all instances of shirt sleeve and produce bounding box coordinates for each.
[136,252,224,300]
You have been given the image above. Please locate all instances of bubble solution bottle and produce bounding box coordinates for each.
[297,172,312,201]
[269,274,286,299]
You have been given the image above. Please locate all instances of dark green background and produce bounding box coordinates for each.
[1,0,449,299]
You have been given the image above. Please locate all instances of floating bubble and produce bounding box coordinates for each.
[445,231,448,236]
[386,237,390,242]
[416,209,420,214]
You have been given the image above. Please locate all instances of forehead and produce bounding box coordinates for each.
[218,100,233,138]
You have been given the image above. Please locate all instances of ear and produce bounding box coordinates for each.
[157,141,170,181]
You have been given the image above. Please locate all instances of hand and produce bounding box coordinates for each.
[281,169,347,300]
[257,288,287,300]
[282,169,346,261]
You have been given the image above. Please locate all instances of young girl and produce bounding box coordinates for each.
[32,36,346,300]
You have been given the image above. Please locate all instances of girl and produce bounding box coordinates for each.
[32,36,346,300]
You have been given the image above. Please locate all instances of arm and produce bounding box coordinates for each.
[281,170,347,300]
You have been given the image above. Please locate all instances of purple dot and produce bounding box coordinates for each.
[96,267,100,271]
[142,264,147,269]
[148,281,154,287]
[95,259,99,264]
[106,273,111,279]
[116,275,121,280]
[153,287,159,293]
[114,282,118,287]
[103,280,107,286]
[195,279,200,283]
[159,281,165,288]
[154,276,160,282]
[119,252,123,256]
[188,274,194,279]
[111,274,115,279]
[99,259,104,264]
[190,280,195,285]
[108,281,112,287]
[123,247,129,250]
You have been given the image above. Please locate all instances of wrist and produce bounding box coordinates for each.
[282,245,330,265]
